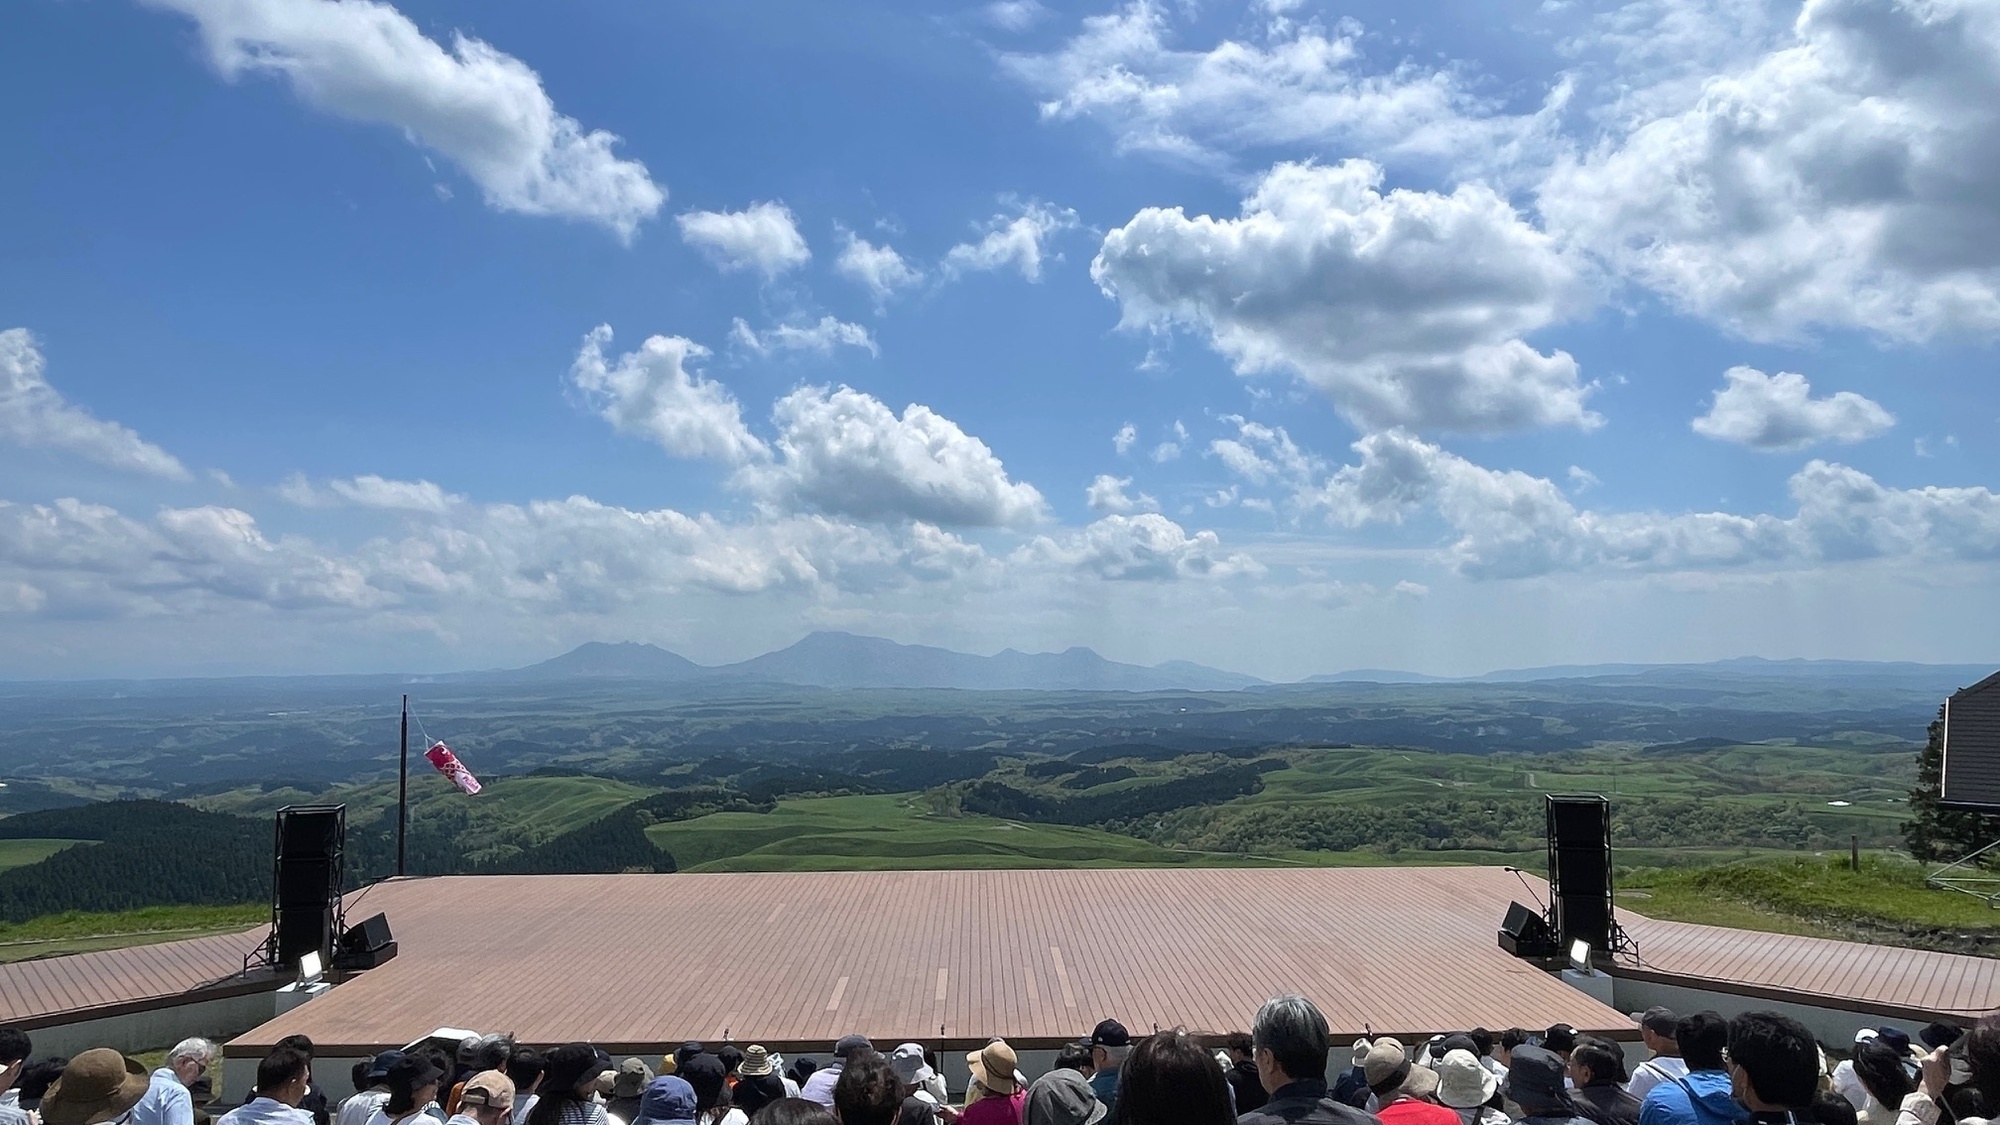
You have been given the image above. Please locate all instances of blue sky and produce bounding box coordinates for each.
[2,0,1998,680]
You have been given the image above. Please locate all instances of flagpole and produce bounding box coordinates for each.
[397,694,408,878]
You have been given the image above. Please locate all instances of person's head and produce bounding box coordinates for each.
[887,1045,932,1096]
[968,1041,1019,1100]
[275,1036,316,1062]
[384,1055,446,1115]
[716,1048,743,1077]
[1637,1009,1680,1056]
[681,1055,733,1124]
[1961,1015,2000,1099]
[1542,1025,1578,1060]
[365,1052,406,1092]
[1220,1034,1254,1064]
[1677,1012,1730,1072]
[1363,1039,1439,1105]
[506,1048,545,1097]
[1026,1070,1106,1125]
[1088,1021,1132,1076]
[832,1053,899,1125]
[832,1037,873,1067]
[257,1048,313,1107]
[462,1037,515,1077]
[1920,1023,1964,1052]
[1812,1091,1859,1125]
[1119,1031,1234,1125]
[1467,1030,1495,1061]
[1569,1041,1625,1090]
[527,1042,608,1125]
[636,1076,697,1125]
[350,1062,372,1097]
[678,1045,707,1070]
[167,1039,219,1088]
[1435,1051,1498,1112]
[458,1072,517,1125]
[786,1058,817,1087]
[1503,1046,1576,1118]
[749,1099,838,1125]
[1851,1041,1913,1109]
[1726,1012,1820,1111]
[36,1049,150,1125]
[1054,1044,1094,1076]
[1251,995,1329,1091]
[18,1057,69,1110]
[616,1059,657,1102]
[0,1028,31,1089]
[1499,1030,1530,1066]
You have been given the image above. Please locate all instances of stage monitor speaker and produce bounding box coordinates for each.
[1546,794,1615,955]
[1497,899,1558,958]
[1941,690,2000,811]
[272,805,345,969]
[334,912,397,970]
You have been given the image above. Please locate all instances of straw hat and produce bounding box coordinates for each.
[40,1051,152,1125]
[968,1041,1019,1097]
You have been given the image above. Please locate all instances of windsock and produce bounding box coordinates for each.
[424,741,482,795]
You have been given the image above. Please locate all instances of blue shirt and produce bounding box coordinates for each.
[130,1070,195,1125]
[1089,1070,1119,1116]
[1638,1071,1747,1125]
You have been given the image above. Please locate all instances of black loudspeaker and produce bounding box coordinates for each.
[1546,794,1615,956]
[1497,899,1558,958]
[334,912,397,970]
[272,805,345,968]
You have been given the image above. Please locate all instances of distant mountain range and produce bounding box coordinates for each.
[493,636,1995,695]
[499,633,1265,692]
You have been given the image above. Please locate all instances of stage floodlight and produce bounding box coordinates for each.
[1568,939,1592,973]
[298,950,324,984]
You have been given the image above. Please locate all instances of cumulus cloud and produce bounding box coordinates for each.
[1000,0,1565,178]
[1209,416,1318,487]
[1112,423,1137,455]
[1303,429,2000,578]
[1691,366,1895,451]
[835,227,924,305]
[677,201,812,278]
[143,0,664,239]
[1096,161,1596,434]
[742,386,1049,529]
[278,474,462,512]
[568,326,768,464]
[1085,474,1158,514]
[943,200,1080,282]
[0,329,189,480]
[729,316,879,358]
[1016,513,1259,580]
[1542,0,2000,340]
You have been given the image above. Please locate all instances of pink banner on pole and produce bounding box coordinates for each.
[425,741,483,795]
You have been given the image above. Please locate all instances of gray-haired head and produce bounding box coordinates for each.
[1252,996,1330,1084]
[169,1038,220,1069]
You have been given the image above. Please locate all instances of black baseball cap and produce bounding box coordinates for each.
[1088,1020,1131,1048]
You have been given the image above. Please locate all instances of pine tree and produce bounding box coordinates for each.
[1903,706,2000,863]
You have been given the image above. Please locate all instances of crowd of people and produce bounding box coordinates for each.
[2,1001,1995,1125]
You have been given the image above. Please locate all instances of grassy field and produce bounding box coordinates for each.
[0,838,89,870]
[1620,855,2000,950]
[647,793,1268,872]
[0,903,265,963]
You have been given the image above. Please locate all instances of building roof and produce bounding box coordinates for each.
[0,929,276,1027]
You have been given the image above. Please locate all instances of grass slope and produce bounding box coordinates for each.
[0,903,265,963]
[647,794,1262,872]
[0,839,89,871]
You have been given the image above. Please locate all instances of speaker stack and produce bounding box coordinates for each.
[269,805,346,970]
[1545,794,1621,957]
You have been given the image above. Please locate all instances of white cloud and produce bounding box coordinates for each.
[1015,512,1259,580]
[1000,0,1566,178]
[984,0,1050,32]
[942,200,1080,282]
[1112,423,1138,455]
[1542,0,2000,340]
[742,385,1049,529]
[1691,366,1895,451]
[0,329,190,480]
[1209,416,1319,488]
[729,316,879,358]
[278,474,462,512]
[1152,441,1182,462]
[568,325,768,465]
[1085,474,1158,514]
[1094,160,1597,434]
[834,227,924,305]
[1567,465,1602,491]
[144,0,664,240]
[1302,429,2000,579]
[677,201,811,278]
